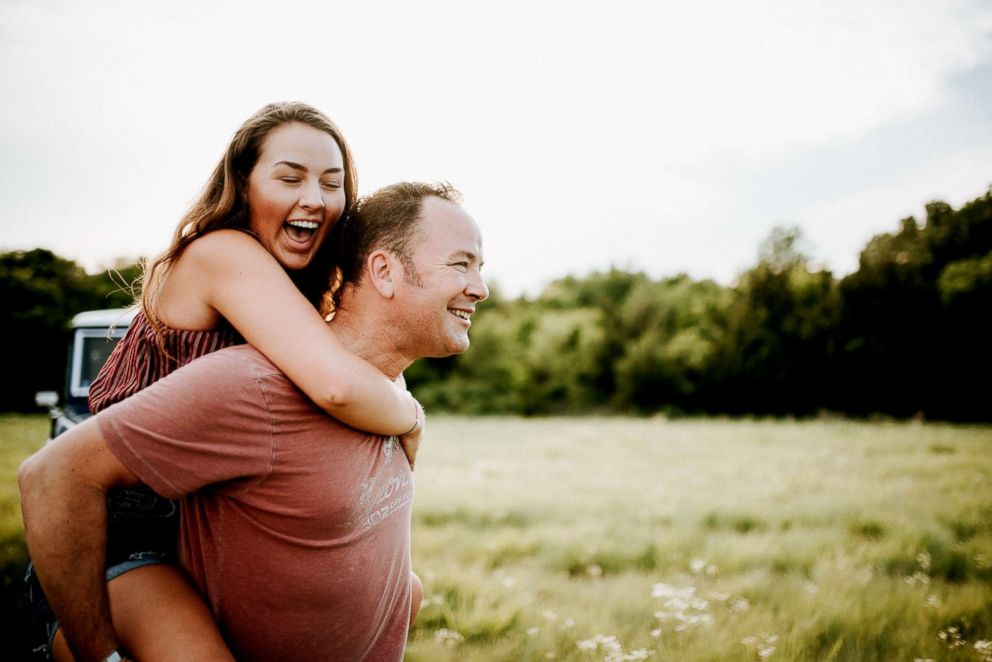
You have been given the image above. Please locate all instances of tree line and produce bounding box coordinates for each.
[3,186,990,420]
[405,186,992,422]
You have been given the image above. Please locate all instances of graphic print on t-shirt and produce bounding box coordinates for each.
[345,436,413,531]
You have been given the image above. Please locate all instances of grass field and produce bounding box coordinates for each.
[1,414,48,658]
[3,414,991,661]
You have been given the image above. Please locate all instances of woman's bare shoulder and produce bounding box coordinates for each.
[181,229,273,272]
[185,228,263,254]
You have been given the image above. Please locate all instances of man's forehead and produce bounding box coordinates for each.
[418,197,484,257]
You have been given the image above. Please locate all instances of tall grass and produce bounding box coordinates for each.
[2,415,990,660]
[1,414,47,658]
[407,417,992,661]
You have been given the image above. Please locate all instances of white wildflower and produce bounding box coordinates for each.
[651,583,696,600]
[916,552,931,571]
[743,632,778,657]
[938,626,965,649]
[597,634,621,652]
[652,582,712,631]
[730,597,751,612]
[687,559,717,575]
[527,627,540,636]
[434,628,464,646]
[578,633,649,661]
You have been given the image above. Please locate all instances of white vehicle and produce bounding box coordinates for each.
[35,308,138,440]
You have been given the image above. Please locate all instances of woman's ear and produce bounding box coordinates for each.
[367,250,396,298]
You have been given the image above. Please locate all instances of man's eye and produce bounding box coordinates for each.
[451,262,469,271]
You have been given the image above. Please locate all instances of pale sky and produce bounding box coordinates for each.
[2,0,991,296]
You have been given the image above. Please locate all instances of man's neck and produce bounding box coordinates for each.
[327,308,411,380]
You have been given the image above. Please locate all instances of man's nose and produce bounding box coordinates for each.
[467,270,489,302]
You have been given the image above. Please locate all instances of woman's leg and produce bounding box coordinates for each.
[409,571,423,628]
[52,564,233,662]
[50,630,72,661]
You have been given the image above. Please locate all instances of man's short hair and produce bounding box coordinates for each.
[334,181,462,301]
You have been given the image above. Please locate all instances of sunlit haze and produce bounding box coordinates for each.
[2,0,990,296]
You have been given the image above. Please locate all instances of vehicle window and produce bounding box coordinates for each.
[79,335,121,388]
[70,329,126,397]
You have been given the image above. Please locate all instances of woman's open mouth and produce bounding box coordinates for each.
[283,220,320,248]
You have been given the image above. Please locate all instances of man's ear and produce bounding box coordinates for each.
[367,250,397,298]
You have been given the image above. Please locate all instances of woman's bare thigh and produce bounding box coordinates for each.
[52,564,232,662]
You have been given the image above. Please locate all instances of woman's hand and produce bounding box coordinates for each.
[399,401,424,470]
[399,426,422,470]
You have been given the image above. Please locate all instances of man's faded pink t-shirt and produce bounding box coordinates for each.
[98,345,414,661]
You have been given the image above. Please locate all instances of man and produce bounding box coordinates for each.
[19,181,488,661]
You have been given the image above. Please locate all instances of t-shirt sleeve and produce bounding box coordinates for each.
[98,348,277,500]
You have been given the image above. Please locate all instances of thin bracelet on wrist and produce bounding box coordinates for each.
[401,400,422,436]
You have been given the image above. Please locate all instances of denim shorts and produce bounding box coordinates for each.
[25,487,179,659]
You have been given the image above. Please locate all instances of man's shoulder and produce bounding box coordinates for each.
[153,345,289,404]
[203,345,311,405]
[186,344,281,378]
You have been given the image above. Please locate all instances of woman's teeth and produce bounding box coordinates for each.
[285,220,319,241]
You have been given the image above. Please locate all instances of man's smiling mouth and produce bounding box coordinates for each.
[448,307,472,322]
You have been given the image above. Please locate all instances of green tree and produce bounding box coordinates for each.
[0,250,141,410]
[612,276,729,413]
[711,227,841,415]
[837,188,992,419]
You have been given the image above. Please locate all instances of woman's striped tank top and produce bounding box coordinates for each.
[88,309,243,413]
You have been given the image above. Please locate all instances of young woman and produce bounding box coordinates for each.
[32,102,423,660]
